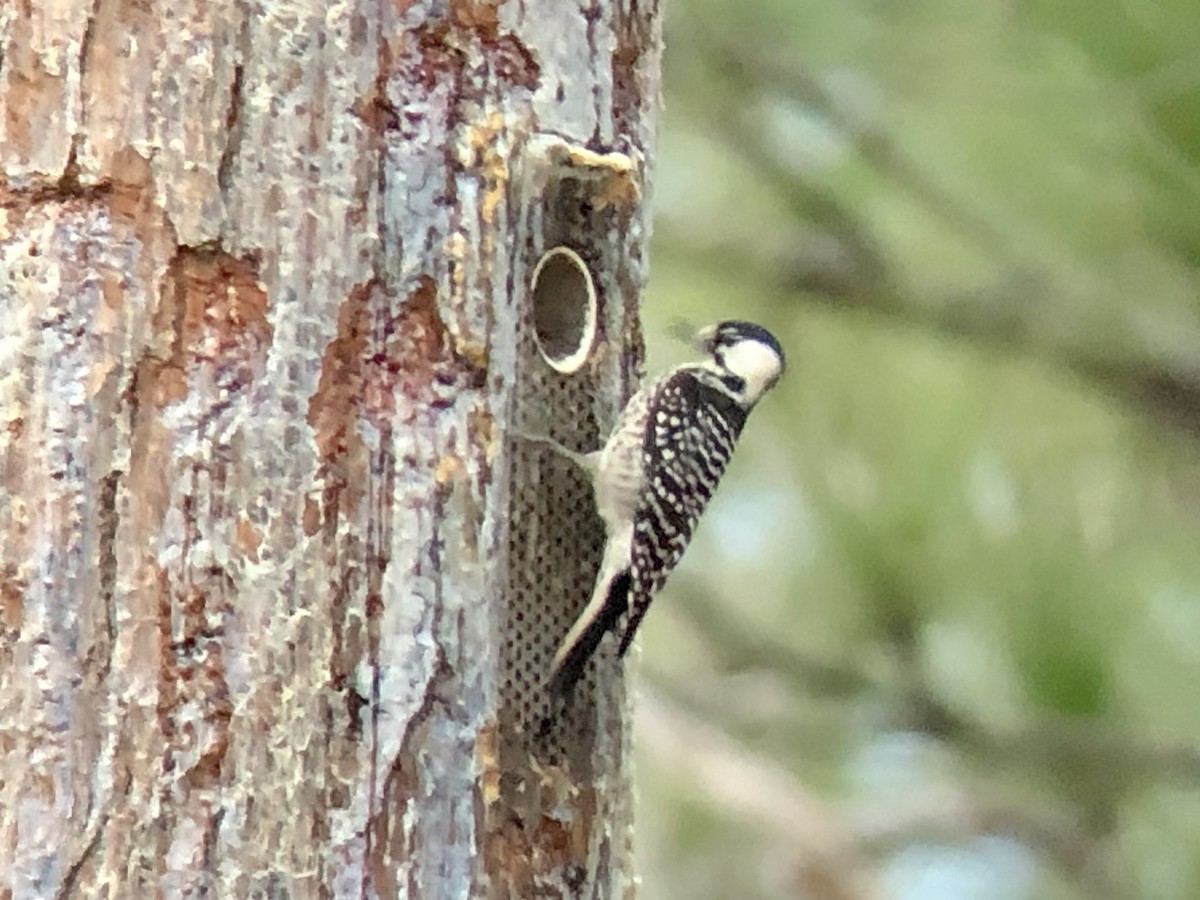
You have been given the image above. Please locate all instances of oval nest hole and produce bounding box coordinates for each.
[530,246,598,375]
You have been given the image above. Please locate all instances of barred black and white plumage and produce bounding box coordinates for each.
[620,369,747,654]
[542,320,786,701]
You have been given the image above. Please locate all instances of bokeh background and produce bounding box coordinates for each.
[634,3,1200,898]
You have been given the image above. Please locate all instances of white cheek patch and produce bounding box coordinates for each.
[723,339,783,401]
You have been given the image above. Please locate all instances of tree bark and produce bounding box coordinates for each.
[0,1,661,897]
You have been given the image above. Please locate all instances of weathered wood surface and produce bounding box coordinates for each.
[0,1,661,896]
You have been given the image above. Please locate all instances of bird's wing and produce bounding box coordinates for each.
[618,370,747,655]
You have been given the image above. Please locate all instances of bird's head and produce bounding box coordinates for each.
[696,320,786,405]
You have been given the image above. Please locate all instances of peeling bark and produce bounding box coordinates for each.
[0,1,661,897]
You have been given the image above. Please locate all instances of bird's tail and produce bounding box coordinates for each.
[546,559,631,702]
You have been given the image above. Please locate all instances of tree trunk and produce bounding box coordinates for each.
[0,2,661,897]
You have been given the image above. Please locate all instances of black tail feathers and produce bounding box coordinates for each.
[545,570,632,704]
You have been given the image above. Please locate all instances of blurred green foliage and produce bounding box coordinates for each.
[636,2,1200,898]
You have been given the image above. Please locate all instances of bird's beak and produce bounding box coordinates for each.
[694,324,717,353]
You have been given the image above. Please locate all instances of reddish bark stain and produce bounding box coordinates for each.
[100,272,124,312]
[401,24,465,94]
[445,0,541,93]
[483,784,600,892]
[307,282,374,539]
[368,752,416,898]
[138,248,272,410]
[372,274,455,422]
[610,8,655,141]
[308,281,372,466]
[485,819,536,895]
[153,562,179,733]
[234,514,261,563]
[106,146,156,225]
[302,494,322,538]
[368,654,453,894]
[364,588,384,622]
[364,15,539,139]
[489,34,540,92]
[309,275,457,471]
[184,651,233,792]
[450,0,500,34]
[0,565,25,634]
[154,570,234,798]
[173,250,271,364]
[1,16,56,169]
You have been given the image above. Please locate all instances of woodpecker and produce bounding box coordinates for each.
[537,320,786,700]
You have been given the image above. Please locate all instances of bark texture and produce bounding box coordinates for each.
[0,1,661,897]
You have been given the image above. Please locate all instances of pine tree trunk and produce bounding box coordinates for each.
[0,2,661,897]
